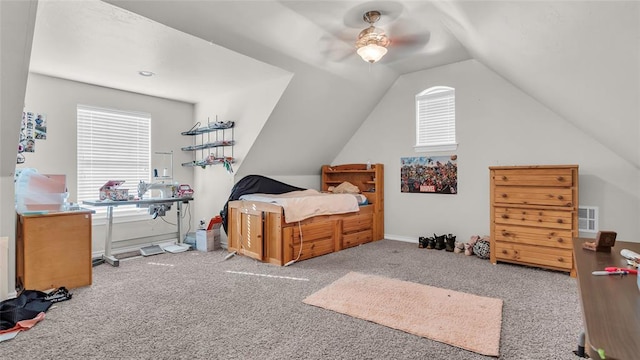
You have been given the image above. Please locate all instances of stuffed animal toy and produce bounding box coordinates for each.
[473,236,491,259]
[454,241,465,254]
[465,235,480,256]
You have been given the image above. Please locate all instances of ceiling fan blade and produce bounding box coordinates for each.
[318,33,355,62]
[379,19,431,63]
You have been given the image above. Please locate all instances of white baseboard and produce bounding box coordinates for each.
[384,234,418,243]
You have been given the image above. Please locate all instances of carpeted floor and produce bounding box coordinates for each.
[2,240,583,359]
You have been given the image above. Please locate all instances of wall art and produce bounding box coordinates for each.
[400,155,458,194]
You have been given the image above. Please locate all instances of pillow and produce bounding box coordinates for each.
[329,181,360,194]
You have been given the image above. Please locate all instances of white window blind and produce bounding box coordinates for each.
[415,86,456,152]
[77,105,151,217]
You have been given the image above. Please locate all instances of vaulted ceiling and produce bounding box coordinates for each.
[29,1,640,173]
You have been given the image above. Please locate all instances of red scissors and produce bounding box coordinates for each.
[605,267,638,275]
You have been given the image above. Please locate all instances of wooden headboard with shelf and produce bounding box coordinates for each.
[321,163,384,240]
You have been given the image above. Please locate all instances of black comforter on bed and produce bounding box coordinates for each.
[220,175,305,234]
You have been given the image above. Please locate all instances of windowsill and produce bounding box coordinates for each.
[414,143,458,153]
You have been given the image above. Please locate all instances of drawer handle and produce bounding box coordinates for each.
[557,257,564,262]
[557,176,564,182]
[558,195,564,200]
[501,214,509,219]
[501,193,508,198]
[502,176,508,181]
[557,219,563,224]
[501,231,510,236]
[502,250,508,254]
[557,238,564,243]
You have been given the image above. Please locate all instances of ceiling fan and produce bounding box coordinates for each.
[314,4,431,65]
[355,10,390,63]
[350,9,429,64]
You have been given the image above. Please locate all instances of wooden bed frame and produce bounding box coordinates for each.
[226,163,384,265]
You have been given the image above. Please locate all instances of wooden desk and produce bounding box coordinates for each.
[573,238,640,360]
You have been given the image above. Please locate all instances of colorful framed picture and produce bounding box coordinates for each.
[401,155,458,194]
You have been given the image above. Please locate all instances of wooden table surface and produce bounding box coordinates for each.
[573,238,640,360]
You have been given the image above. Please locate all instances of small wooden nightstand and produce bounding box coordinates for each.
[16,210,93,291]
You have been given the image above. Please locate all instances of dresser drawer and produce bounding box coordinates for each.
[493,168,574,187]
[494,207,573,230]
[495,242,573,270]
[494,224,573,249]
[494,186,574,207]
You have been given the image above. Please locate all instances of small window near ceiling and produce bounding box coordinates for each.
[415,86,457,152]
[77,105,151,218]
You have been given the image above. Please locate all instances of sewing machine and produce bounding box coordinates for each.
[137,180,177,217]
[137,180,176,200]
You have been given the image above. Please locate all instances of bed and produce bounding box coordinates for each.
[226,163,384,265]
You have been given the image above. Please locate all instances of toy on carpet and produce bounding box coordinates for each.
[473,236,491,259]
[454,241,465,254]
[465,235,480,256]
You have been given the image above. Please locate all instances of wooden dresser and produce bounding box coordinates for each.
[16,211,93,291]
[489,165,578,276]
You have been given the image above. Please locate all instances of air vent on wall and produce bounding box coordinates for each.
[578,206,598,233]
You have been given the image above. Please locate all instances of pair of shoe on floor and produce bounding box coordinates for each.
[418,233,456,251]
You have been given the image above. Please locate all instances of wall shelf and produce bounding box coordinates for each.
[181,120,234,168]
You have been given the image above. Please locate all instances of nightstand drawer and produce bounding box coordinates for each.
[495,242,573,270]
[493,168,574,187]
[494,186,574,207]
[494,224,573,249]
[494,207,573,230]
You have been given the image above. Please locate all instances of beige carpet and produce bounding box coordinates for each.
[303,272,503,357]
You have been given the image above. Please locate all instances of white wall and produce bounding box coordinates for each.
[0,0,38,299]
[21,73,195,254]
[334,59,640,243]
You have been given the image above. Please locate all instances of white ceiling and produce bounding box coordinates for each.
[30,0,472,104]
[28,0,640,169]
[29,0,291,104]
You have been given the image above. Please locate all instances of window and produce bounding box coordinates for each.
[77,105,151,218]
[415,86,456,152]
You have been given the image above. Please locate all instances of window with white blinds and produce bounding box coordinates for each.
[415,86,457,152]
[77,105,151,217]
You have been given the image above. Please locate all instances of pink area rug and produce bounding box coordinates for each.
[303,272,503,357]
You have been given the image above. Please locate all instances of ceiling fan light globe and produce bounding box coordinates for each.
[357,44,388,63]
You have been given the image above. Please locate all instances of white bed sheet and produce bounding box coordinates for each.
[239,189,360,223]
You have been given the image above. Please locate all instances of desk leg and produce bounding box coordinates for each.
[102,206,119,267]
[176,201,183,244]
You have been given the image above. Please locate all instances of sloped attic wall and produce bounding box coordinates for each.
[191,74,293,225]
[437,1,640,169]
[333,59,639,243]
[103,0,399,180]
[0,0,38,298]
